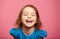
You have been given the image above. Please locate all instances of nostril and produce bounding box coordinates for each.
[28,17,31,18]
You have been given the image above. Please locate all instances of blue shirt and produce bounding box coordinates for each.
[10,27,47,39]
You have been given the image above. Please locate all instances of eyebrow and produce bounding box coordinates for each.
[23,11,28,13]
[23,11,36,14]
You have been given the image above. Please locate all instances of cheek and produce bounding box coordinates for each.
[21,16,25,24]
[22,16,27,21]
[33,17,37,22]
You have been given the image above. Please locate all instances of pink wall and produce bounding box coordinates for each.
[0,0,60,39]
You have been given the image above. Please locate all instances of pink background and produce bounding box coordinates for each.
[0,0,60,39]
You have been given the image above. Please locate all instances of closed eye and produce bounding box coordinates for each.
[31,15,35,16]
[23,12,28,16]
[24,14,28,16]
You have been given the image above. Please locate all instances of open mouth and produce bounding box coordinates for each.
[26,20,33,23]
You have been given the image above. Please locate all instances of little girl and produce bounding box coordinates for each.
[10,5,47,39]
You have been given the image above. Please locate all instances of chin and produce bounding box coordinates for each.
[25,24,34,28]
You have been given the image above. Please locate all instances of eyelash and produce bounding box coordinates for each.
[24,14,28,16]
[32,15,35,16]
[23,14,35,16]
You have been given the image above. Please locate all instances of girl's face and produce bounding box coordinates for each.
[21,7,37,27]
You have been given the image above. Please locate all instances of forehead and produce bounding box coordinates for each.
[22,7,36,13]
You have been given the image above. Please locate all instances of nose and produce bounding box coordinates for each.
[28,15,31,18]
[28,16,31,18]
[28,17,31,18]
[27,17,31,20]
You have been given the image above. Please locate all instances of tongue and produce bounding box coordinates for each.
[26,20,32,23]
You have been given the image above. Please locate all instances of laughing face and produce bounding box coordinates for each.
[21,7,37,27]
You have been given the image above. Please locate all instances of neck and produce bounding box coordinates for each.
[22,25,35,35]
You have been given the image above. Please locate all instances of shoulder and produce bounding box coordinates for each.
[36,29,47,38]
[10,28,18,34]
[10,28,21,38]
[10,28,17,31]
[38,30,47,33]
[10,27,22,33]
